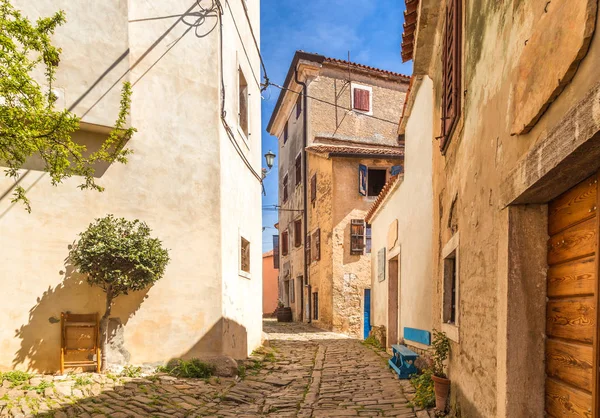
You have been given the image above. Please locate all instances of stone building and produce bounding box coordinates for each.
[365,76,434,354]
[403,0,600,416]
[0,0,264,372]
[266,51,409,337]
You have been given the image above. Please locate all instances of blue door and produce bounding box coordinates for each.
[363,289,371,339]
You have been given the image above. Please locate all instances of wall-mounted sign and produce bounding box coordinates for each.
[377,248,386,282]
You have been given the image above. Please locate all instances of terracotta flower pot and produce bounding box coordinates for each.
[432,375,450,412]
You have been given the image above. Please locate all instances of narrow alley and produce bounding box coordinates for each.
[1,321,422,418]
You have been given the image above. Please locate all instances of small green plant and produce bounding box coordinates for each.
[121,365,142,378]
[410,369,435,408]
[161,359,215,379]
[0,371,33,386]
[24,380,54,394]
[431,330,450,378]
[105,372,119,382]
[237,365,247,379]
[74,375,92,387]
[154,365,169,374]
[362,335,382,350]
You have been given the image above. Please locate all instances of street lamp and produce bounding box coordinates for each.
[264,150,276,170]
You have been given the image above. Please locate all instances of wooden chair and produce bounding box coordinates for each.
[60,312,101,374]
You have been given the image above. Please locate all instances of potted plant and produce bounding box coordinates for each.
[430,330,451,412]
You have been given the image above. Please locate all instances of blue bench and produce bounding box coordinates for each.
[388,344,419,379]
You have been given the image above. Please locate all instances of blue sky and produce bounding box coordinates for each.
[260,1,413,252]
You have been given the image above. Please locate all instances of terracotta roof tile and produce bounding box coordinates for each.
[323,57,411,80]
[305,145,404,157]
[401,0,420,62]
[365,175,403,223]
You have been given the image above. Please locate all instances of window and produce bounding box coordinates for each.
[311,174,317,202]
[273,235,280,269]
[313,292,319,320]
[351,220,365,255]
[352,84,372,113]
[296,94,302,119]
[283,174,288,203]
[238,69,249,138]
[313,228,321,261]
[294,219,302,247]
[240,237,250,273]
[306,233,311,263]
[283,122,288,144]
[440,0,462,152]
[367,168,386,197]
[290,279,295,303]
[442,233,460,342]
[365,224,372,254]
[295,154,302,186]
[281,230,289,256]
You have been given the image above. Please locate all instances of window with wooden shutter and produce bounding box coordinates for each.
[440,0,462,152]
[353,88,370,112]
[306,233,311,263]
[294,219,302,247]
[313,228,321,261]
[311,174,317,202]
[365,224,372,254]
[281,230,289,256]
[238,69,249,137]
[351,220,365,255]
[283,174,288,202]
[283,122,288,144]
[295,154,302,186]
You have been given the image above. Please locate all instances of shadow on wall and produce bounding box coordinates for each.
[12,253,150,374]
[178,318,248,361]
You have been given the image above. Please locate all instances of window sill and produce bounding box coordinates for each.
[239,270,251,280]
[441,323,459,343]
[352,108,373,117]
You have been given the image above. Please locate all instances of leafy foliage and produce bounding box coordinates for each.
[0,370,33,386]
[431,329,450,378]
[410,369,435,409]
[73,375,92,387]
[69,215,170,296]
[121,365,142,378]
[362,335,383,350]
[0,0,135,211]
[69,215,169,370]
[158,359,215,379]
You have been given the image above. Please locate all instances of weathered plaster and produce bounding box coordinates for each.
[0,0,263,372]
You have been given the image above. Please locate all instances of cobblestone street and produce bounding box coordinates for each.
[1,320,421,417]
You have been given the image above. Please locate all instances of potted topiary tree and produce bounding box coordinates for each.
[430,329,451,412]
[69,215,170,371]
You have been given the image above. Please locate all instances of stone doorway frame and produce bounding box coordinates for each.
[498,81,600,417]
[387,254,400,347]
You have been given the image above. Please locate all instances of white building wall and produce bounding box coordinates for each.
[0,0,262,372]
[370,76,434,346]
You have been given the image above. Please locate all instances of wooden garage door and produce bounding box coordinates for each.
[546,174,599,417]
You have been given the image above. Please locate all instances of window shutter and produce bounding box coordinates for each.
[311,174,317,201]
[351,220,365,255]
[273,235,280,269]
[296,95,302,119]
[281,231,289,256]
[294,219,302,247]
[314,229,321,261]
[283,122,288,143]
[306,233,311,263]
[353,88,370,112]
[358,164,367,196]
[440,0,462,152]
[283,174,288,202]
[295,154,302,186]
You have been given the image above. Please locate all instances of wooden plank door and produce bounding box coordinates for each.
[546,173,599,417]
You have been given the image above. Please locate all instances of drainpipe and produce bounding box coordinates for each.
[295,68,310,323]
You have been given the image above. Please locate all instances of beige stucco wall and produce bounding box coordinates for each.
[417,1,600,416]
[0,0,262,372]
[370,77,434,348]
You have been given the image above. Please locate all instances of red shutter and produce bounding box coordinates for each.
[353,88,370,112]
[294,219,302,247]
[314,229,321,261]
[311,174,317,201]
[440,0,462,152]
[281,231,289,256]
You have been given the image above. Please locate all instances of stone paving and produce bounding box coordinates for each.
[0,320,427,417]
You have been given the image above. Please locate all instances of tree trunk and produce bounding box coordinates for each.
[100,286,114,372]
